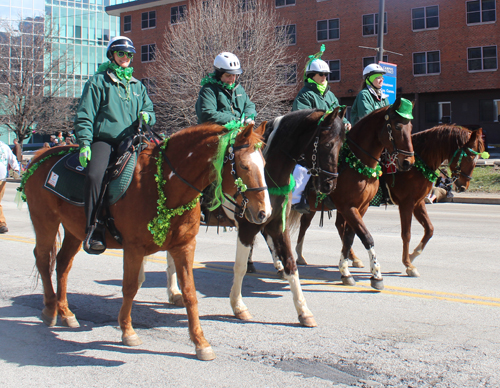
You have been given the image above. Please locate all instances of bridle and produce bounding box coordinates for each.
[440,146,479,185]
[383,113,415,159]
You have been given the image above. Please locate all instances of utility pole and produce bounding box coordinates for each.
[377,0,385,63]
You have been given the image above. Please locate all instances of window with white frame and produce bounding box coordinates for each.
[317,19,339,41]
[466,0,496,24]
[438,102,451,124]
[276,64,297,85]
[412,5,439,30]
[275,0,295,7]
[123,15,132,33]
[171,5,187,24]
[276,25,296,45]
[141,44,156,63]
[413,51,440,75]
[468,46,497,71]
[141,78,156,95]
[479,99,500,122]
[141,11,156,29]
[328,60,340,82]
[362,13,387,36]
[362,56,388,68]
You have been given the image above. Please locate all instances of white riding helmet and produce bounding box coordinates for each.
[363,63,386,78]
[306,59,331,75]
[214,52,242,74]
[106,36,136,59]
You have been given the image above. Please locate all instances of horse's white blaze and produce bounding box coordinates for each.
[266,234,284,271]
[166,252,182,303]
[229,237,251,315]
[339,251,352,277]
[368,247,382,279]
[283,270,313,317]
[250,149,272,219]
[410,242,424,263]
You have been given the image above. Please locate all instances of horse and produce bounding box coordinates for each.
[291,98,415,290]
[166,107,347,327]
[22,122,272,361]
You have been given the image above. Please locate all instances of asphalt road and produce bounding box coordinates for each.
[1,182,499,387]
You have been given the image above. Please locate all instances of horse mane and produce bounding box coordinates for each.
[353,105,390,129]
[412,124,474,167]
[30,145,79,166]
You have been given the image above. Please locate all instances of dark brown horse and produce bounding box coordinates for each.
[166,107,346,327]
[23,122,271,361]
[292,98,415,290]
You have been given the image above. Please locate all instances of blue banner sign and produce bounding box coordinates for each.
[379,61,397,105]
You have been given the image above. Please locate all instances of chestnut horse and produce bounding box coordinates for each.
[166,107,346,327]
[23,122,271,361]
[291,99,415,290]
[340,124,484,277]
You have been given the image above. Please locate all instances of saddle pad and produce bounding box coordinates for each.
[43,151,137,206]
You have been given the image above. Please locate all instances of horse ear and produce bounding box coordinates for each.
[254,121,267,137]
[240,123,254,139]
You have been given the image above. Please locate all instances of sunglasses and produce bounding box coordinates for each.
[316,72,329,77]
[115,51,134,59]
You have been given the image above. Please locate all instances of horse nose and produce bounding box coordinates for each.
[401,159,412,171]
[258,210,267,221]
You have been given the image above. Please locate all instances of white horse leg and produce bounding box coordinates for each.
[265,235,284,272]
[339,251,356,285]
[367,247,384,290]
[409,242,424,263]
[295,238,308,265]
[283,269,317,327]
[230,237,253,320]
[166,252,184,307]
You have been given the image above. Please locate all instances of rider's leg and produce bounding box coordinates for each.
[291,164,310,214]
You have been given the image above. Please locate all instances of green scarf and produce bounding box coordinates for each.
[201,72,236,90]
[307,78,327,95]
[97,61,134,82]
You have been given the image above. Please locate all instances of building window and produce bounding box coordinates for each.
[141,44,156,63]
[412,5,439,30]
[466,0,496,24]
[141,11,156,29]
[123,15,132,33]
[276,25,296,45]
[276,64,297,85]
[317,19,339,41]
[276,0,295,7]
[438,102,451,124]
[327,60,340,82]
[479,99,500,122]
[362,13,387,36]
[363,56,388,68]
[413,51,440,75]
[468,46,497,71]
[141,78,156,95]
[171,5,187,24]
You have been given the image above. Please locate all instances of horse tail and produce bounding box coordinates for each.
[287,209,302,235]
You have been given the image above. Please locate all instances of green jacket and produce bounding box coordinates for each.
[195,81,256,125]
[292,82,350,125]
[74,70,156,148]
[350,87,389,125]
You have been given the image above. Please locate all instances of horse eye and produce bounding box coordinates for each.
[395,124,403,130]
[239,162,249,171]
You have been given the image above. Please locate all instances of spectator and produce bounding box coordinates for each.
[0,140,21,233]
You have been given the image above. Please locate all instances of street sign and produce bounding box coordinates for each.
[379,61,397,105]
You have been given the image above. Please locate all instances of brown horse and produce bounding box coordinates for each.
[292,98,415,290]
[23,122,271,361]
[166,107,346,327]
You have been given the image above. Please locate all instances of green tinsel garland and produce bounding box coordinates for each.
[147,138,202,246]
[200,72,236,90]
[17,148,78,202]
[413,157,439,183]
[341,143,382,179]
[315,192,328,207]
[268,174,296,232]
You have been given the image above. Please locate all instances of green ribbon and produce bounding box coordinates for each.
[268,174,296,232]
[201,72,236,90]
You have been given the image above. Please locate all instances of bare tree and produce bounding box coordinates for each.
[149,0,299,134]
[0,17,77,146]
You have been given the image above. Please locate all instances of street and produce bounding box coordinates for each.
[1,181,499,387]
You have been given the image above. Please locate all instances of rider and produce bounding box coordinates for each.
[196,52,256,126]
[350,63,389,125]
[291,45,351,214]
[74,36,156,254]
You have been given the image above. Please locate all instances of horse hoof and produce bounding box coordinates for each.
[246,262,256,273]
[122,334,142,346]
[351,259,365,268]
[406,268,421,277]
[196,346,216,361]
[341,276,356,286]
[41,309,57,327]
[370,277,384,290]
[277,270,286,280]
[235,310,253,321]
[169,294,185,307]
[296,257,308,266]
[61,315,80,328]
[298,314,317,327]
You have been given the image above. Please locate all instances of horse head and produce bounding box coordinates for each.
[379,98,415,172]
[449,127,485,192]
[222,122,272,224]
[304,107,347,195]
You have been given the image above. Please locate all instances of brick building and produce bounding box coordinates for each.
[106,0,500,143]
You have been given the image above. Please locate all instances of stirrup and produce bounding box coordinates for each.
[83,224,106,255]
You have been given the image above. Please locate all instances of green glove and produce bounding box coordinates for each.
[79,146,91,168]
[139,111,149,124]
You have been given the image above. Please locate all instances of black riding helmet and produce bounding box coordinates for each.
[106,36,136,60]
